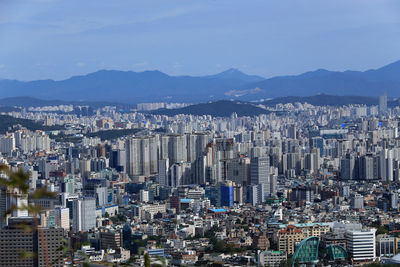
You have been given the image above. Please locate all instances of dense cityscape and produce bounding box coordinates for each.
[0,93,398,266]
[2,1,400,266]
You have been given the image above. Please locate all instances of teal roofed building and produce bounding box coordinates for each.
[292,236,319,267]
[326,244,348,261]
[208,208,227,213]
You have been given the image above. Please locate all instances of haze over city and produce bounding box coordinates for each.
[1,1,400,267]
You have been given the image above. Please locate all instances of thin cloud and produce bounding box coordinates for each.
[73,5,205,35]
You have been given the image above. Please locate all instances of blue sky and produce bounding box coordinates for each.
[0,0,400,80]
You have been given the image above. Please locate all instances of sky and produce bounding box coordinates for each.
[0,0,400,81]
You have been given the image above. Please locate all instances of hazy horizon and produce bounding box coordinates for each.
[1,0,400,81]
[2,60,400,82]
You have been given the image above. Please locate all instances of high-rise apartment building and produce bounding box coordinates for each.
[186,133,209,162]
[55,207,70,230]
[0,134,15,155]
[250,156,271,199]
[379,92,387,115]
[72,197,96,232]
[170,162,192,187]
[126,136,158,177]
[0,217,64,266]
[157,158,169,186]
[140,189,150,203]
[288,124,297,139]
[250,156,270,185]
[340,153,355,180]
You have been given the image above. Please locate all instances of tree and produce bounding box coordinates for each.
[110,215,119,224]
[279,258,292,267]
[155,255,167,267]
[0,164,56,267]
[144,253,151,267]
[0,165,88,266]
[118,213,127,222]
[376,226,389,235]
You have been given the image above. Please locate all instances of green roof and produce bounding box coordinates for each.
[267,250,285,254]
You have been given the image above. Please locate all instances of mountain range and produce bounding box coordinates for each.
[263,94,382,107]
[1,60,400,103]
[238,61,400,99]
[0,115,63,134]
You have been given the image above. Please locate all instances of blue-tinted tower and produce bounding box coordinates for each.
[220,184,234,207]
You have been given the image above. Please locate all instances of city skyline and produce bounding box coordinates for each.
[1,1,400,266]
[0,90,396,266]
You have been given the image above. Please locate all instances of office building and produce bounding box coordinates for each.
[345,228,376,264]
[259,250,287,267]
[376,234,395,257]
[220,181,234,207]
[100,230,122,250]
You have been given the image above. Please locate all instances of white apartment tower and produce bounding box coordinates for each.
[72,198,96,232]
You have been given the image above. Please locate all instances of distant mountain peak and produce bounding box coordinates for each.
[296,68,333,79]
[220,68,242,74]
[206,68,264,83]
[216,68,251,76]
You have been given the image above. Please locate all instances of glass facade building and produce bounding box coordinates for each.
[292,236,319,267]
[326,244,348,261]
[220,184,234,207]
